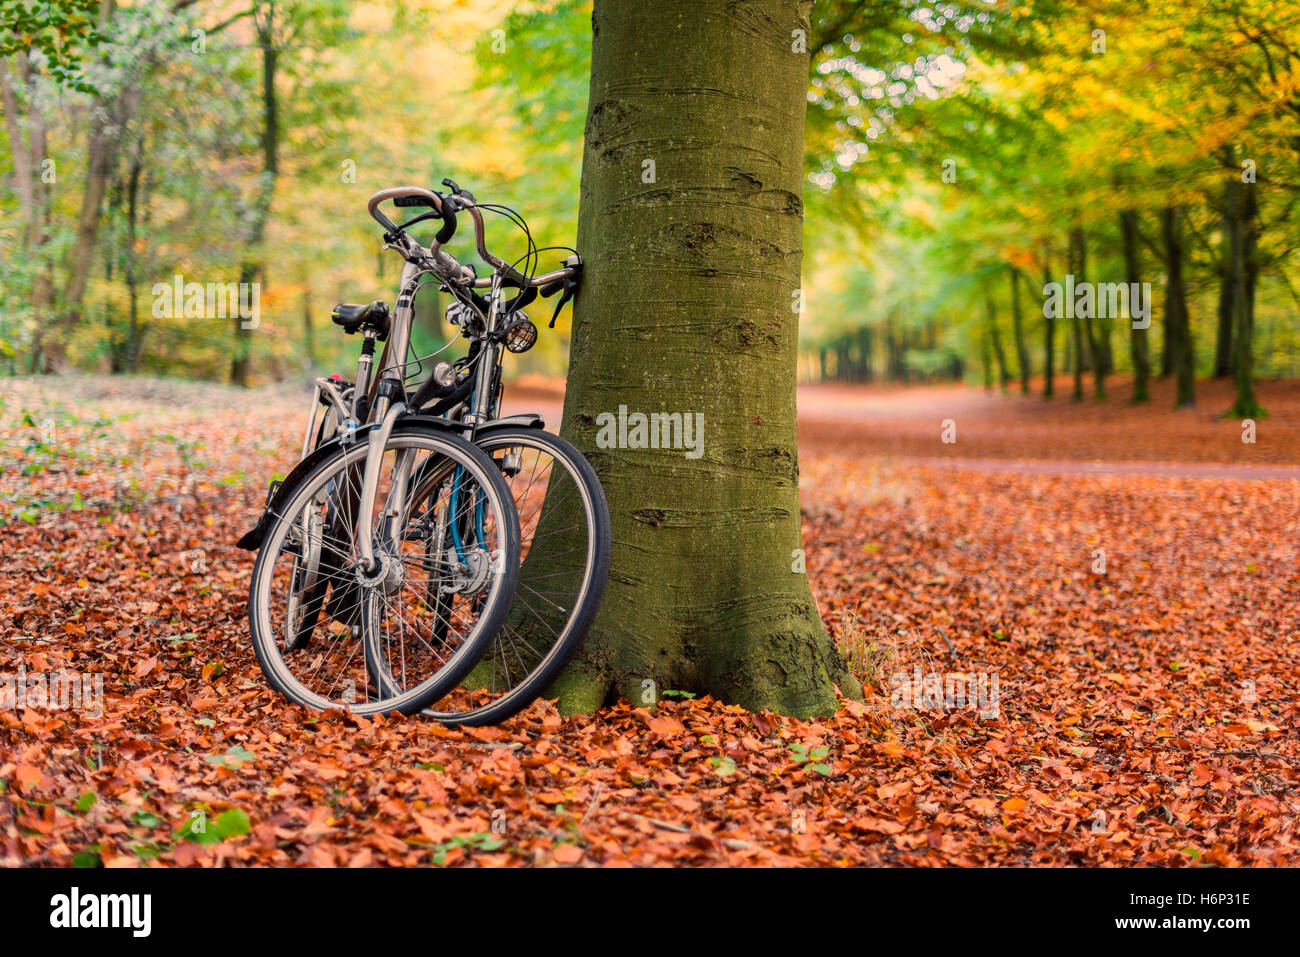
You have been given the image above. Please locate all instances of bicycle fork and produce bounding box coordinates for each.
[356,401,411,573]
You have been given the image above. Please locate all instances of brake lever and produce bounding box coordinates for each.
[549,279,577,328]
[442,177,476,203]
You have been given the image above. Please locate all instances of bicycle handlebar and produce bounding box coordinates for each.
[367,186,457,245]
[368,182,581,324]
[467,262,579,291]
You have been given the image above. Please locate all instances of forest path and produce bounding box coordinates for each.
[507,373,1300,473]
[896,457,1300,480]
[796,375,1300,468]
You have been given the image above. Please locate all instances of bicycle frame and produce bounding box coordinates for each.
[353,270,477,560]
[348,267,505,570]
[310,185,579,574]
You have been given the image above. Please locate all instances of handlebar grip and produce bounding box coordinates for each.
[510,287,539,312]
[368,186,441,235]
[442,177,476,202]
[434,193,457,246]
[538,278,565,297]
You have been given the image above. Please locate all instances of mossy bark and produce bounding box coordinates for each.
[549,0,860,719]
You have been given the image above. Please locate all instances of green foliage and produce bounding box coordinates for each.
[205,744,256,768]
[429,832,504,865]
[789,742,832,775]
[2,0,1297,390]
[0,0,105,91]
[174,807,251,845]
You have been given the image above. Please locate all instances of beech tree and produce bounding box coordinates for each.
[549,0,861,718]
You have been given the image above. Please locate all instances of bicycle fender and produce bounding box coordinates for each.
[234,413,537,551]
[234,425,380,551]
[402,413,547,435]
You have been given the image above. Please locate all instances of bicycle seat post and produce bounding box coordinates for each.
[348,327,378,436]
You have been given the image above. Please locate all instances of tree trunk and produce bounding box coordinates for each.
[5,52,56,365]
[1228,174,1264,418]
[1214,265,1234,378]
[123,141,148,373]
[985,293,1009,392]
[856,325,872,382]
[1009,265,1030,394]
[1073,225,1107,400]
[1119,209,1150,403]
[302,290,315,370]
[1161,206,1196,408]
[885,315,903,382]
[232,9,280,387]
[51,96,122,369]
[549,0,859,718]
[1068,229,1085,400]
[1213,146,1235,380]
[48,0,137,373]
[1159,241,1174,379]
[981,327,993,392]
[1041,250,1054,398]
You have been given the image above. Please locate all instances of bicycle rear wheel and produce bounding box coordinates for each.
[372,427,610,725]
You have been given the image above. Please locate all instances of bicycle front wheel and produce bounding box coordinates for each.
[247,425,520,716]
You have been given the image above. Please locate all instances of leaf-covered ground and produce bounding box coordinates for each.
[1,376,1296,867]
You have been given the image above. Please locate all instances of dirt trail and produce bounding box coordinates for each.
[796,375,1300,468]
[506,374,1300,477]
[897,456,1300,480]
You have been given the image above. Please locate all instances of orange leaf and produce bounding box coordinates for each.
[14,764,41,790]
[965,797,998,815]
[411,814,449,843]
[552,843,583,864]
[647,715,685,736]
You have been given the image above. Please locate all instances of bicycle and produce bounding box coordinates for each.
[237,186,523,716]
[242,181,610,724]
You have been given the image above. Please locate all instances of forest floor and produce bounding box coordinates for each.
[1,373,1296,866]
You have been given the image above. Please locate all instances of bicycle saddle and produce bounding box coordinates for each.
[331,300,389,335]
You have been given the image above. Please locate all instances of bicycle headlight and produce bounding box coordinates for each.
[504,313,537,354]
[431,360,457,388]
